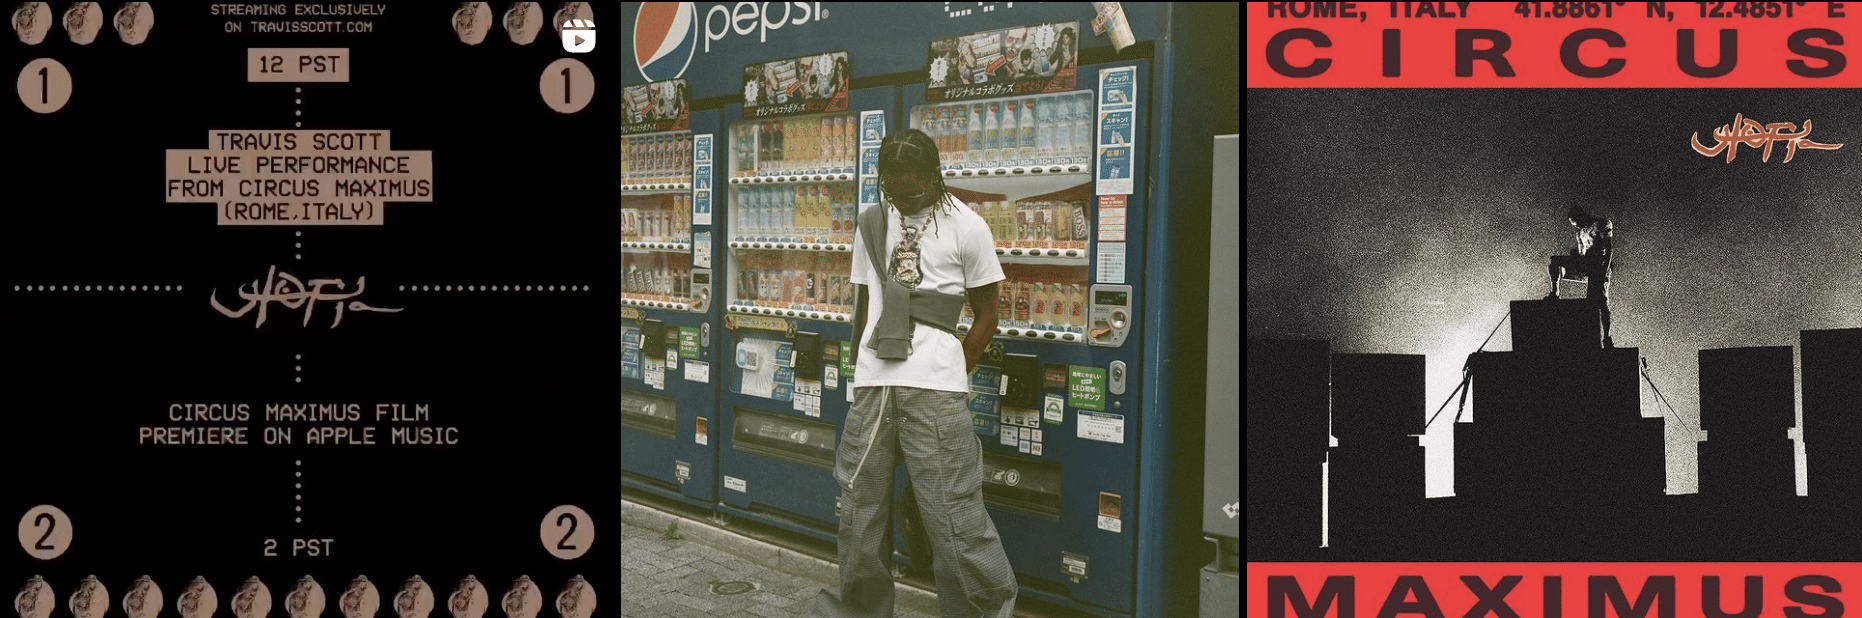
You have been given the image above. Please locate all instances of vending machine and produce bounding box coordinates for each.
[622,109,724,509]
[713,87,893,539]
[894,59,1151,617]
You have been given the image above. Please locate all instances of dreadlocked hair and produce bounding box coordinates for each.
[878,128,955,237]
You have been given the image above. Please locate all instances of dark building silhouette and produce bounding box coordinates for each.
[1245,316,1860,561]
[1803,328,1862,501]
[1451,299,1665,558]
[1326,353,1426,558]
[1697,346,1798,499]
[1245,339,1329,560]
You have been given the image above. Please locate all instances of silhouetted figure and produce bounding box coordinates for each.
[1546,206,1615,347]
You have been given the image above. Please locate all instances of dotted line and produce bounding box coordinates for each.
[295,87,303,128]
[295,459,304,524]
[399,285,593,292]
[296,230,303,261]
[295,353,303,384]
[14,285,182,292]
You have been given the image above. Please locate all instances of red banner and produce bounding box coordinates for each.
[1246,1,1862,87]
[1248,562,1856,617]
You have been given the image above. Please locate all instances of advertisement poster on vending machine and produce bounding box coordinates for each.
[926,20,1080,101]
[1249,2,1862,617]
[740,51,851,118]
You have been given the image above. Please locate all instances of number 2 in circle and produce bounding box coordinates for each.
[556,513,577,550]
[33,513,54,550]
[541,504,592,559]
[18,505,71,559]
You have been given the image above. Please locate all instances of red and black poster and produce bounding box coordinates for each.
[1250,2,1862,616]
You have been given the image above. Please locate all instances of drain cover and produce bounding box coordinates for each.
[710,581,756,596]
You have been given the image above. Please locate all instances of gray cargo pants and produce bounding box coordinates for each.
[815,385,1018,618]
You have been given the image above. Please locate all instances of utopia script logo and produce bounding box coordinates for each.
[211,265,402,328]
[1691,113,1845,163]
[631,2,697,82]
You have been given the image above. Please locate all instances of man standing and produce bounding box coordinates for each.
[817,128,1017,618]
[1547,206,1616,348]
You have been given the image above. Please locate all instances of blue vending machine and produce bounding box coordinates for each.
[894,59,1150,617]
[714,87,894,539]
[622,109,724,509]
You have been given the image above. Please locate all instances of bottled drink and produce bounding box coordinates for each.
[751,124,762,174]
[758,123,771,174]
[983,102,1000,167]
[805,268,818,305]
[1069,284,1087,332]
[842,187,855,242]
[736,189,751,240]
[920,108,939,167]
[748,188,763,239]
[1014,282,1032,326]
[997,278,1014,328]
[833,115,848,168]
[1031,283,1048,329]
[829,186,844,242]
[1035,96,1053,164]
[774,119,789,172]
[1016,206,1031,246]
[808,117,821,169]
[952,107,968,168]
[943,106,961,168]
[676,135,689,176]
[798,118,812,170]
[734,126,746,175]
[810,184,826,242]
[823,115,837,171]
[969,105,986,169]
[803,118,814,170]
[1001,99,1018,166]
[1021,99,1038,163]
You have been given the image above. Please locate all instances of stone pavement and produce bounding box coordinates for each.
[620,497,942,618]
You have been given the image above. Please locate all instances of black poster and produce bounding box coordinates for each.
[2,2,616,613]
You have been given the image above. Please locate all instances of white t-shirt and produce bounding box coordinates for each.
[850,195,1005,393]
